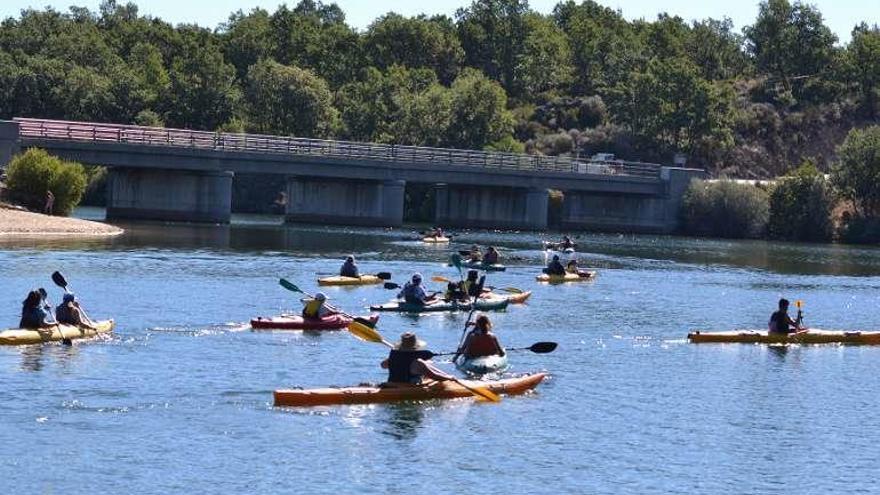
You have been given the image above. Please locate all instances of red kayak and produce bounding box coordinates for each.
[250,314,378,331]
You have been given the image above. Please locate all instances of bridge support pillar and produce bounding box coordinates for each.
[0,121,20,168]
[560,166,704,233]
[107,168,233,223]
[285,177,405,227]
[434,185,548,230]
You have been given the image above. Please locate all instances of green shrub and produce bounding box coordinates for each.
[681,179,769,238]
[768,162,834,242]
[831,125,880,217]
[5,148,87,216]
[837,213,880,244]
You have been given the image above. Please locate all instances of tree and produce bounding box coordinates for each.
[516,13,573,95]
[832,126,880,217]
[846,24,880,118]
[768,162,834,241]
[687,18,751,81]
[446,69,514,149]
[244,59,338,138]
[5,148,88,216]
[744,0,836,102]
[165,28,239,130]
[364,13,463,84]
[456,0,529,96]
[681,179,769,238]
[221,8,275,80]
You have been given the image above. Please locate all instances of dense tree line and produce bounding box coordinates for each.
[0,0,878,177]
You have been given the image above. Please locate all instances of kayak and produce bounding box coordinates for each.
[0,319,115,346]
[543,241,576,254]
[454,353,510,375]
[460,260,507,272]
[274,373,546,406]
[422,236,450,243]
[536,271,597,283]
[370,297,510,313]
[251,314,378,331]
[688,329,880,345]
[318,275,383,286]
[499,291,531,304]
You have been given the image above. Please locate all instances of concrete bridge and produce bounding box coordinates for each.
[0,118,703,232]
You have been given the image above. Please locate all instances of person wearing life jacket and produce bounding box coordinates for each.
[463,270,485,299]
[482,246,500,265]
[468,244,481,262]
[340,255,359,278]
[457,315,505,359]
[560,235,575,249]
[302,292,334,319]
[55,293,96,329]
[397,273,436,305]
[428,227,444,238]
[381,332,455,384]
[768,298,801,334]
[444,281,468,302]
[545,255,566,276]
[19,290,56,329]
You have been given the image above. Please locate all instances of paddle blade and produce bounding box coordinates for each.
[279,278,302,293]
[51,271,67,289]
[432,275,451,283]
[450,253,462,270]
[501,287,524,294]
[347,320,385,344]
[376,272,392,280]
[795,299,803,309]
[462,382,501,403]
[383,282,400,290]
[528,342,558,354]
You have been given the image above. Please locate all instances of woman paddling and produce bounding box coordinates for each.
[19,290,56,329]
[381,332,454,385]
[456,315,505,360]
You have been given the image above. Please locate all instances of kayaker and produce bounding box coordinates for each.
[339,255,359,278]
[55,293,96,329]
[397,273,437,305]
[768,298,802,334]
[545,255,566,276]
[482,246,499,265]
[456,315,505,359]
[19,290,56,329]
[561,235,575,249]
[428,227,444,238]
[302,292,334,319]
[444,281,468,302]
[468,244,481,262]
[381,332,455,384]
[463,270,484,298]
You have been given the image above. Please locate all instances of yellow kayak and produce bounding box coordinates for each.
[317,275,383,286]
[536,271,597,283]
[688,329,880,345]
[0,319,115,345]
[422,236,450,243]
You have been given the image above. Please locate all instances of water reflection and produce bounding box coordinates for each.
[379,403,425,441]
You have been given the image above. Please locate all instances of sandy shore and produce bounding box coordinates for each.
[0,205,123,236]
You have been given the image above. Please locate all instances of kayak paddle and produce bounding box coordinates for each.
[39,287,70,345]
[431,341,558,357]
[318,272,392,279]
[344,317,501,403]
[431,277,522,295]
[450,252,463,278]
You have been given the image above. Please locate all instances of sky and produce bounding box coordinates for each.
[0,0,874,43]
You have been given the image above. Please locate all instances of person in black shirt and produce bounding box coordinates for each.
[381,332,454,384]
[769,298,802,334]
[545,255,566,276]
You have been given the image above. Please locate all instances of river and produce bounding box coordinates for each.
[2,208,879,494]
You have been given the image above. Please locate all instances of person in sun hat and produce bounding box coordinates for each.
[301,291,334,319]
[381,332,454,384]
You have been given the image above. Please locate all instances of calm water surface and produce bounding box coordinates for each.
[2,208,880,494]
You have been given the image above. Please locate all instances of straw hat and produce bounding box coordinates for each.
[395,332,426,351]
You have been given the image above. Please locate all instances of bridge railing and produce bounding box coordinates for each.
[14,118,663,178]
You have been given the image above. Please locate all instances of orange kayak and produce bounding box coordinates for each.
[274,373,547,407]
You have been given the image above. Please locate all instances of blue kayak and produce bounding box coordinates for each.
[454,353,510,375]
[369,297,509,313]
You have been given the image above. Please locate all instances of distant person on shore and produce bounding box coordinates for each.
[55,293,96,329]
[768,298,802,334]
[302,292,334,319]
[19,290,56,329]
[271,191,287,215]
[44,190,54,215]
[482,246,499,265]
[545,255,566,276]
[340,255,359,278]
[381,332,454,384]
